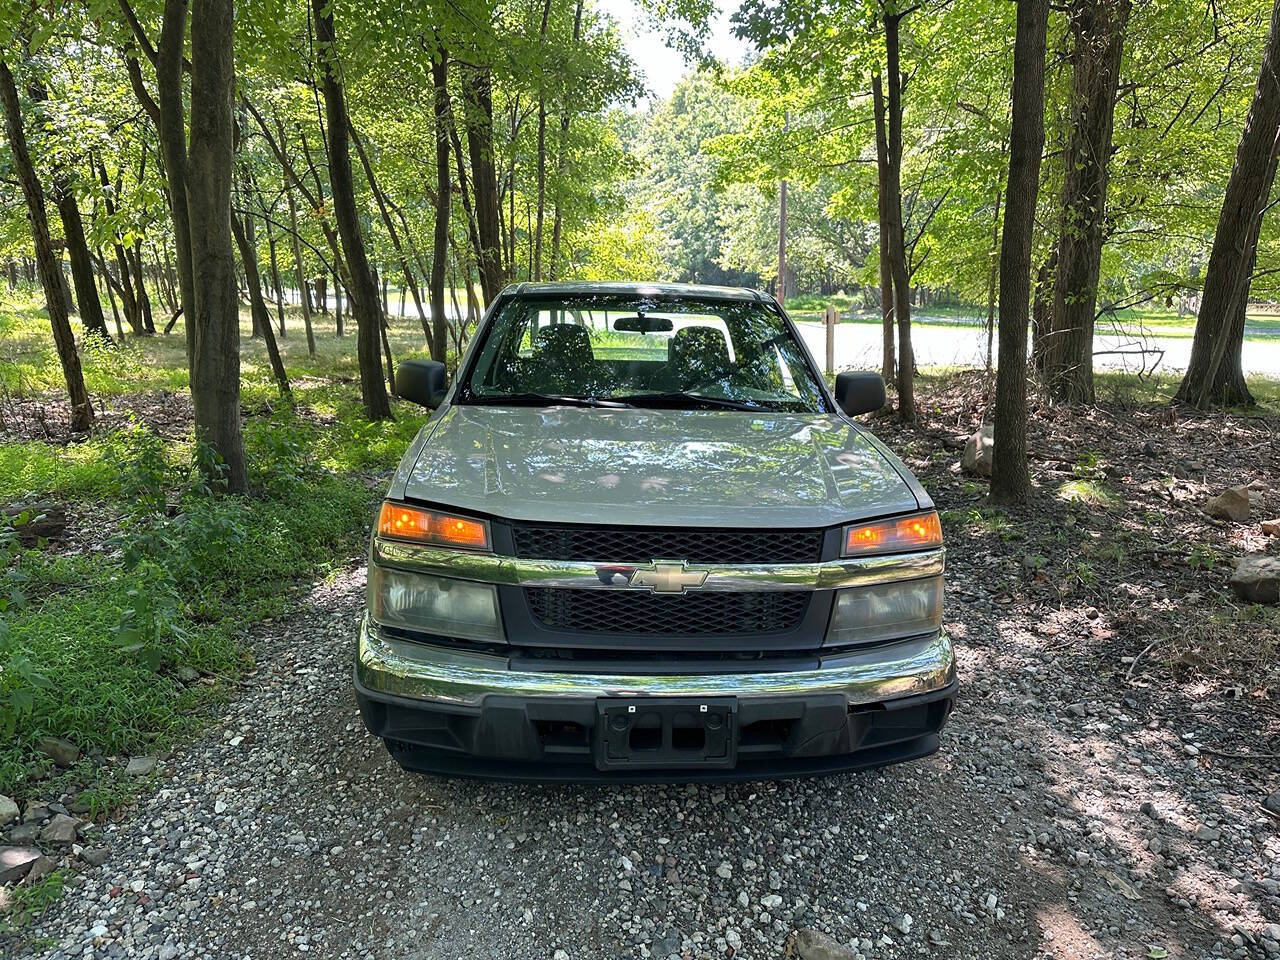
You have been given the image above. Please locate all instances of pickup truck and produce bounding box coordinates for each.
[354,282,956,780]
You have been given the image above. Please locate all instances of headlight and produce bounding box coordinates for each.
[843,511,942,557]
[826,575,942,646]
[368,566,503,642]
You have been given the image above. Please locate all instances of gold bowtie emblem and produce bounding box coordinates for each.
[626,560,709,594]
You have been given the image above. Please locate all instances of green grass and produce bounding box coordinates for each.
[0,869,64,933]
[0,297,428,798]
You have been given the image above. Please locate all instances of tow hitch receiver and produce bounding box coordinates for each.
[595,697,737,770]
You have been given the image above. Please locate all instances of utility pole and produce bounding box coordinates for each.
[778,112,788,304]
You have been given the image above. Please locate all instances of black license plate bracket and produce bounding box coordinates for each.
[594,697,737,770]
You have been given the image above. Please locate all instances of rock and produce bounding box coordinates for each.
[1205,486,1252,522]
[26,854,57,883]
[1264,789,1280,815]
[36,736,80,768]
[1194,825,1221,843]
[1261,519,1280,536]
[126,756,157,777]
[1066,702,1088,718]
[80,846,110,867]
[1230,555,1280,604]
[761,893,783,910]
[7,822,40,844]
[788,928,858,960]
[895,913,913,935]
[0,845,41,884]
[176,665,200,682]
[39,813,78,845]
[0,794,17,826]
[23,801,50,822]
[961,425,994,477]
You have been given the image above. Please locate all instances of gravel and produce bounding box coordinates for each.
[4,560,1278,959]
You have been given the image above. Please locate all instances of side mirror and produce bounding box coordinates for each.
[396,359,449,409]
[834,371,886,416]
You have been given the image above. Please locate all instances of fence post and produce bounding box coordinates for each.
[824,304,836,375]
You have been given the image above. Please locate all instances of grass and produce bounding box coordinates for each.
[0,869,64,933]
[0,295,428,798]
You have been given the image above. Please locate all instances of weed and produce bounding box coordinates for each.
[0,869,65,932]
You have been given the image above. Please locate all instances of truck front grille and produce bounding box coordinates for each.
[510,523,823,565]
[524,588,809,637]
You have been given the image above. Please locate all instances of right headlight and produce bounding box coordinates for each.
[826,575,943,646]
[368,565,503,642]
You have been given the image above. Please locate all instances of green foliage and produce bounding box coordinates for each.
[0,408,380,795]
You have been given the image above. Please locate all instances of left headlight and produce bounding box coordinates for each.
[368,566,503,642]
[826,575,942,646]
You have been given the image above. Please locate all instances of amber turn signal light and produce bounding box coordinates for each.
[377,502,491,551]
[843,511,942,556]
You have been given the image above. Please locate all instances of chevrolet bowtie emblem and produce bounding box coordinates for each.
[605,560,709,594]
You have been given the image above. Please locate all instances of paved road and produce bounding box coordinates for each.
[794,319,1280,378]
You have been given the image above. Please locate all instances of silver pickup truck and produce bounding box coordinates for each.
[354,282,956,780]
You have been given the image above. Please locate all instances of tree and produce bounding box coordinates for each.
[991,0,1051,504]
[1175,0,1280,409]
[1041,0,1131,403]
[186,0,247,490]
[0,55,94,431]
[310,0,392,420]
[429,49,452,364]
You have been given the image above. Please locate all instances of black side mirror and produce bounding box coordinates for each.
[396,359,449,409]
[834,371,886,416]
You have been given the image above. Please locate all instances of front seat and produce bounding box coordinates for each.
[668,326,733,389]
[530,324,597,392]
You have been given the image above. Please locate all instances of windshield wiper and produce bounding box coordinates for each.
[464,392,634,409]
[617,391,769,412]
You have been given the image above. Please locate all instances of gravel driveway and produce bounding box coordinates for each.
[13,558,1279,960]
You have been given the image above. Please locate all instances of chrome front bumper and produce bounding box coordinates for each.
[356,615,957,708]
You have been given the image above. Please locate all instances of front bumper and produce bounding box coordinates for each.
[354,617,958,781]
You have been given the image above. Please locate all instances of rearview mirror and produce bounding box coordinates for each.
[834,371,886,416]
[614,315,674,333]
[396,359,449,409]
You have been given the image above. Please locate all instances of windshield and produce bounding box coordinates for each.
[461,294,828,413]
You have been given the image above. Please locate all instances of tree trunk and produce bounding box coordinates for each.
[130,241,156,333]
[1030,246,1056,374]
[1044,0,1131,403]
[1175,0,1280,408]
[884,12,914,421]
[333,268,343,334]
[232,211,291,401]
[55,188,111,340]
[461,65,504,303]
[429,50,452,363]
[311,0,391,420]
[98,251,126,340]
[991,0,1051,504]
[871,72,895,389]
[983,184,1002,371]
[186,0,247,491]
[285,188,316,356]
[0,57,93,431]
[351,122,433,341]
[267,230,286,337]
[157,0,196,355]
[22,64,110,341]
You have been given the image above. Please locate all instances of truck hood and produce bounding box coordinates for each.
[398,405,921,528]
